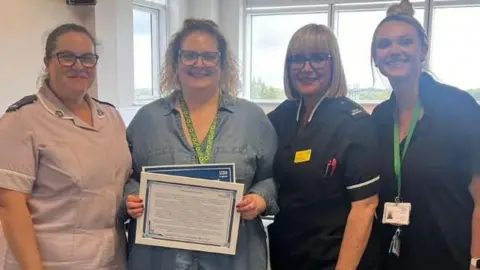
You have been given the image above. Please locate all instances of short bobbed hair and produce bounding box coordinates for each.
[283,24,348,100]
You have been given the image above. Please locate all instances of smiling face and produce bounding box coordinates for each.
[288,50,332,96]
[46,32,97,97]
[286,27,336,98]
[373,20,427,81]
[177,31,221,92]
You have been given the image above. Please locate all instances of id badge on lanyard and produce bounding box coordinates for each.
[382,102,421,257]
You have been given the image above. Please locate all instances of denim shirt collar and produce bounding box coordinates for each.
[162,89,236,116]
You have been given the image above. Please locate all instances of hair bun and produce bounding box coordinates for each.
[387,0,415,17]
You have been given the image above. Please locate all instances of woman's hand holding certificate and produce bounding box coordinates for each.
[131,172,244,255]
[236,194,266,220]
[127,195,144,219]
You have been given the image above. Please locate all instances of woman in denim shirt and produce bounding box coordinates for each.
[122,19,278,270]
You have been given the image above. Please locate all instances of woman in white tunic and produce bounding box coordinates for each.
[0,24,131,270]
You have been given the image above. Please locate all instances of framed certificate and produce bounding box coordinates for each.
[135,172,244,255]
[142,163,236,183]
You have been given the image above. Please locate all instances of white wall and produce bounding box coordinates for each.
[0,0,270,121]
[94,0,135,108]
[0,0,94,113]
[189,0,220,22]
[0,0,187,118]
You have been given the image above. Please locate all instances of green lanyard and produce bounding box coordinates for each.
[393,101,421,202]
[178,93,218,164]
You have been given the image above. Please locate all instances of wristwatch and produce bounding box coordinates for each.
[471,258,480,268]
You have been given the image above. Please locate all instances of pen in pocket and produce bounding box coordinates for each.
[324,158,337,177]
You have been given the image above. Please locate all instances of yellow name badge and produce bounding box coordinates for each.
[294,149,312,163]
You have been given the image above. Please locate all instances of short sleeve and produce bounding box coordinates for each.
[0,113,37,194]
[343,116,380,202]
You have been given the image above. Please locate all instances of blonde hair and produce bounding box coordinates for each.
[283,24,348,100]
[160,19,240,96]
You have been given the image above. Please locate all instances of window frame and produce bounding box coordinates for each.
[132,1,168,106]
[243,0,480,105]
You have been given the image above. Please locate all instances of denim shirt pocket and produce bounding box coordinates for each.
[145,146,177,166]
[212,145,256,189]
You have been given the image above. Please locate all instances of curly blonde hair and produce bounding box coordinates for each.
[160,19,240,96]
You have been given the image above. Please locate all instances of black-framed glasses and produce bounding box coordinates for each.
[54,51,99,68]
[288,53,331,70]
[179,50,221,67]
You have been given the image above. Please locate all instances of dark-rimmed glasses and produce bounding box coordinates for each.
[54,51,99,68]
[288,53,331,70]
[179,50,220,67]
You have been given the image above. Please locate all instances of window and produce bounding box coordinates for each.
[430,4,480,100]
[246,1,480,104]
[247,11,329,101]
[133,3,166,105]
[335,5,424,102]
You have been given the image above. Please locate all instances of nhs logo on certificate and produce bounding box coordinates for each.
[142,163,236,183]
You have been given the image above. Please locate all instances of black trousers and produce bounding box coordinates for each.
[268,223,381,270]
[268,223,337,270]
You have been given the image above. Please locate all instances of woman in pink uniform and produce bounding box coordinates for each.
[0,24,131,270]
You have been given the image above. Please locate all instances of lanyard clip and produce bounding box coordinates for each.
[389,227,402,257]
[395,196,401,204]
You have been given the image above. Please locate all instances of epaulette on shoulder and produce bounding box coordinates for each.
[92,98,116,108]
[337,97,369,120]
[6,95,38,113]
[350,107,368,119]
